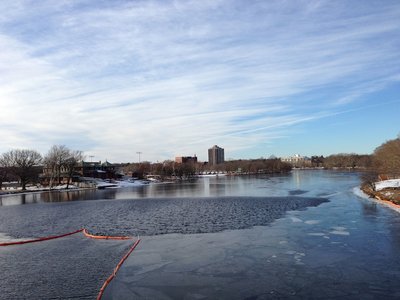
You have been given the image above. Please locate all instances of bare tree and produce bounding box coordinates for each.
[1,149,42,190]
[373,137,400,177]
[361,170,378,192]
[64,150,84,189]
[0,155,11,190]
[44,145,70,188]
[44,145,84,189]
[0,168,6,190]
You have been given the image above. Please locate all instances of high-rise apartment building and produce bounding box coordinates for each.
[208,145,224,165]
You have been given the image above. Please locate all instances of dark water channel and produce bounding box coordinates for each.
[1,171,400,299]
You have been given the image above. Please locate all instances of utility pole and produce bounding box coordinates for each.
[136,152,142,164]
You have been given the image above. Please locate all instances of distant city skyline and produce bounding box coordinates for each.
[0,1,399,162]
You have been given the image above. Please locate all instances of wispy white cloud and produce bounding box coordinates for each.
[0,0,399,161]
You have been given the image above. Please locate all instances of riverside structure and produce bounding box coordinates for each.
[208,145,224,165]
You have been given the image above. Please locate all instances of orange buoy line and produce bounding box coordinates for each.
[0,227,141,300]
[97,238,141,300]
[0,228,133,246]
[0,229,84,246]
[83,229,132,240]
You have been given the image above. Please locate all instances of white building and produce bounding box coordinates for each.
[280,154,311,167]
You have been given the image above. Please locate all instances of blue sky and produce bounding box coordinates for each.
[0,0,399,162]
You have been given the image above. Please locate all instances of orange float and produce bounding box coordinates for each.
[0,228,141,299]
[97,238,141,300]
[83,228,132,240]
[0,228,84,246]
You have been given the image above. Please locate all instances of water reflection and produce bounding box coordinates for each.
[2,170,400,299]
[360,201,378,216]
[293,169,301,188]
[98,171,400,300]
[0,171,362,207]
[1,175,294,206]
[388,217,400,253]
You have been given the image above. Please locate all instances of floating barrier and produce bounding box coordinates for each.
[83,229,132,240]
[0,228,133,246]
[0,228,84,246]
[0,228,141,299]
[97,238,141,300]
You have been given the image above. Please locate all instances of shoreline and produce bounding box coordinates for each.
[0,186,96,198]
[360,185,400,213]
[0,178,168,198]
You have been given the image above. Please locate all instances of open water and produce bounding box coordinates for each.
[1,170,400,299]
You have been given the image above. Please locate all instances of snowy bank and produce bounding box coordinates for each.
[375,179,400,191]
[95,179,150,189]
[356,185,400,214]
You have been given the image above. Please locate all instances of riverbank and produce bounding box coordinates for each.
[360,184,400,211]
[0,185,91,197]
[0,178,154,197]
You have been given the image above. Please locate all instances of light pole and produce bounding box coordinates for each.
[136,152,142,164]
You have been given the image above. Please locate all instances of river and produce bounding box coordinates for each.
[1,170,400,299]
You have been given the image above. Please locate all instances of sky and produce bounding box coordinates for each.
[0,0,399,163]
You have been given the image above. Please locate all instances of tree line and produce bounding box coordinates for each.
[121,158,292,180]
[362,135,400,190]
[210,158,292,174]
[0,145,82,190]
[372,136,400,178]
[2,136,398,190]
[319,154,372,169]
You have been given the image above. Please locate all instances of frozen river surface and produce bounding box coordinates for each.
[1,170,400,299]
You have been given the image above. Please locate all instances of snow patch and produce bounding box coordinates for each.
[330,230,350,236]
[308,233,325,236]
[290,217,303,223]
[353,187,370,200]
[375,179,400,191]
[305,220,320,225]
[95,179,151,189]
[329,227,350,236]
[52,184,79,190]
[0,232,26,243]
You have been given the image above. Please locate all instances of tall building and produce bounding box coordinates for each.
[208,145,224,165]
